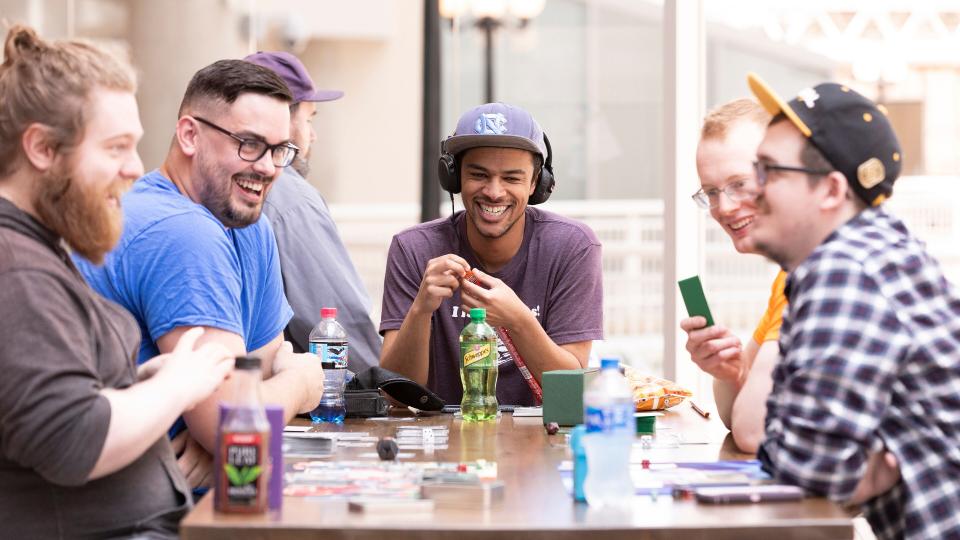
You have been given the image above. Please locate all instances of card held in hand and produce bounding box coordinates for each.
[678,275,714,327]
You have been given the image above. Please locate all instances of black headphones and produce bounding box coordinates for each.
[437,133,556,205]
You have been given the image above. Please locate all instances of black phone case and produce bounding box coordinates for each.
[344,389,389,418]
[694,485,804,504]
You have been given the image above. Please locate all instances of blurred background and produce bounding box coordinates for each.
[4,0,960,401]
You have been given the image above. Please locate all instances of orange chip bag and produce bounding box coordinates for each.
[622,365,692,411]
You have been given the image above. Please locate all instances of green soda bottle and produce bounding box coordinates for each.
[460,308,499,421]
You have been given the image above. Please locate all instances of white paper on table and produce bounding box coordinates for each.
[512,406,543,417]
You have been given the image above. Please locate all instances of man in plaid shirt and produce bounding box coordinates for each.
[746,73,960,539]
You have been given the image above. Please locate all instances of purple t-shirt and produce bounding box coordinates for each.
[379,207,604,406]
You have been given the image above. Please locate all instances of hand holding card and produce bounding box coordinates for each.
[678,275,715,327]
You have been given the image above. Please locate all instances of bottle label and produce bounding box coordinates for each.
[584,403,634,434]
[461,341,495,368]
[222,432,264,506]
[310,342,348,369]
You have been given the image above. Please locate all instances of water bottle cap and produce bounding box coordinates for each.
[469,307,486,320]
[600,358,620,370]
[321,307,337,319]
[234,355,261,370]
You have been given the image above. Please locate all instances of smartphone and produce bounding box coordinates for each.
[678,275,715,327]
[694,484,804,504]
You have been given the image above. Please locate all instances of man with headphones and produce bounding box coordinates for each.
[379,103,603,406]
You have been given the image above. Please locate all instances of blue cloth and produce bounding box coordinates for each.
[75,170,293,436]
[759,206,960,540]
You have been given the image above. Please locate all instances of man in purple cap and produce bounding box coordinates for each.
[379,103,603,406]
[245,51,380,371]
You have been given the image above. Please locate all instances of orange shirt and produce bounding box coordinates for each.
[752,270,788,345]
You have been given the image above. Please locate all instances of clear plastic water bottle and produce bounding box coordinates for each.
[582,358,635,508]
[308,307,348,423]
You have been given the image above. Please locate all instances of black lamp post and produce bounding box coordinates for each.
[439,0,546,104]
[476,16,499,103]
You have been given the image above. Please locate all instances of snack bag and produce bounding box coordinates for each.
[622,365,693,411]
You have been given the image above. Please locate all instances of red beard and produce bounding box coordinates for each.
[32,158,124,265]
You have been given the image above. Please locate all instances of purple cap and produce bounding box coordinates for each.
[244,51,343,104]
[442,102,547,161]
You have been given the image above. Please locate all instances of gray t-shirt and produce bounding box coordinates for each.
[0,198,189,538]
[263,168,381,371]
[380,207,603,406]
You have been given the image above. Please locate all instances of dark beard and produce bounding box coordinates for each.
[194,150,266,229]
[291,155,309,178]
[204,173,267,229]
[32,161,123,265]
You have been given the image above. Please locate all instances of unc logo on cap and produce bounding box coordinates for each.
[474,113,508,135]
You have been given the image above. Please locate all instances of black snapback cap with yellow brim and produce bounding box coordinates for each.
[747,72,903,207]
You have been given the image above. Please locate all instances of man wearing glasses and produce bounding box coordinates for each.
[75,60,325,490]
[747,73,960,539]
[681,98,781,454]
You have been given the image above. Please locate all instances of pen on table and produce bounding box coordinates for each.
[690,400,710,419]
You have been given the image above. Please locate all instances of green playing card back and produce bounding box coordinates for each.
[678,275,714,327]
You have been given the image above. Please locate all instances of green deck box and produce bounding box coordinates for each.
[542,367,600,426]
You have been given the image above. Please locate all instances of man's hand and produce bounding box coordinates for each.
[848,451,900,506]
[155,327,234,410]
[460,268,531,329]
[680,317,744,384]
[171,430,213,489]
[272,341,325,414]
[413,254,470,315]
[136,354,169,382]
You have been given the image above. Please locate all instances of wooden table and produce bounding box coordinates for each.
[181,407,853,539]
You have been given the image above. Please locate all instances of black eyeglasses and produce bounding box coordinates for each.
[691,179,758,210]
[193,116,299,168]
[752,160,831,187]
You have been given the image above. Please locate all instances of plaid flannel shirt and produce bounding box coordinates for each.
[758,206,960,540]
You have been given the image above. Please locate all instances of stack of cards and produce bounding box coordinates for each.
[395,426,450,451]
[282,431,335,459]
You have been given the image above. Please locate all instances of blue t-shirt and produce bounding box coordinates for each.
[75,169,292,367]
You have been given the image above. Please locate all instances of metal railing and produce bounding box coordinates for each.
[328,176,960,373]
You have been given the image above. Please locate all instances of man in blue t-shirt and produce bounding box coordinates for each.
[75,59,324,489]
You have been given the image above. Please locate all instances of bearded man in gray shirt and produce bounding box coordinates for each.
[0,25,232,538]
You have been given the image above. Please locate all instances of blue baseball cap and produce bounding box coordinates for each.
[442,102,547,161]
[244,51,343,104]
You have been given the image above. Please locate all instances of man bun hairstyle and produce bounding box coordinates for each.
[0,25,136,178]
[178,59,293,117]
